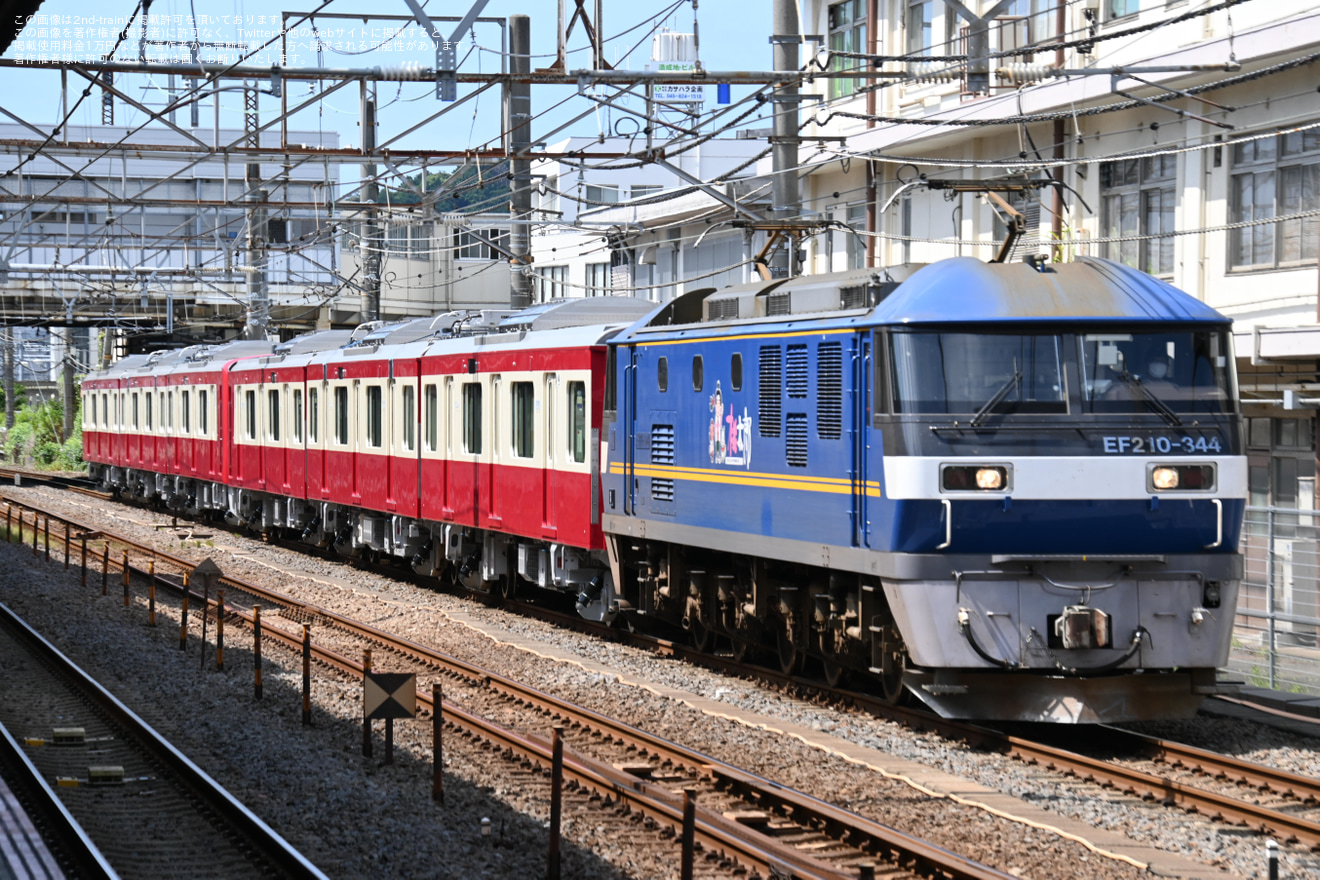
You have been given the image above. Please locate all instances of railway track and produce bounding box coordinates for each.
[10,478,1320,856]
[0,599,327,880]
[0,490,1017,880]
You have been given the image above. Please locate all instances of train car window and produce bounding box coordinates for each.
[292,389,302,443]
[462,382,483,454]
[145,393,153,430]
[511,382,534,458]
[334,386,349,445]
[101,393,108,428]
[891,332,1066,415]
[157,392,165,431]
[731,353,743,391]
[569,381,586,463]
[268,389,282,442]
[366,385,383,448]
[817,342,843,439]
[243,390,255,439]
[692,355,704,392]
[308,387,320,443]
[131,392,139,429]
[165,391,173,429]
[658,357,668,392]
[424,383,438,452]
[88,394,96,429]
[199,389,209,437]
[402,385,416,452]
[181,390,191,434]
[1079,330,1233,414]
[759,346,782,438]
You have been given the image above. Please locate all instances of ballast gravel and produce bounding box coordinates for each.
[2,485,1318,880]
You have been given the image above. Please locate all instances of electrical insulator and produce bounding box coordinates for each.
[378,62,427,81]
[905,62,959,84]
[995,64,1053,85]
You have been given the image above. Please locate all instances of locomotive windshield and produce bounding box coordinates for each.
[1080,330,1234,414]
[891,332,1067,415]
[889,328,1235,417]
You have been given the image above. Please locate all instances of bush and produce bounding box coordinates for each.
[4,422,33,464]
[33,440,60,466]
[56,436,83,470]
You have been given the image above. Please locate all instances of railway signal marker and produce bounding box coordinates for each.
[364,672,416,765]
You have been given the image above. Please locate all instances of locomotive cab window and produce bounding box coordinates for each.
[1080,330,1234,414]
[891,332,1066,415]
[658,357,668,392]
[692,355,703,392]
[731,353,743,391]
[511,382,534,459]
[569,381,586,463]
[463,382,483,454]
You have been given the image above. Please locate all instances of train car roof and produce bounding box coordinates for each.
[872,256,1229,325]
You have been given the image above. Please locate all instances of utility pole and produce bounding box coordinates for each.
[361,86,381,323]
[509,14,533,309]
[771,0,800,277]
[61,330,74,441]
[242,86,270,340]
[3,331,13,431]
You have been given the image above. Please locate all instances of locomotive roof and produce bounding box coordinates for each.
[613,256,1227,344]
[873,256,1229,325]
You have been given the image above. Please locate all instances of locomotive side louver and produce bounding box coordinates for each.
[786,345,809,399]
[759,347,782,438]
[786,414,809,467]
[817,342,843,440]
[651,424,675,502]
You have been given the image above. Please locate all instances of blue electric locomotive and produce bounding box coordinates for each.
[598,257,1245,723]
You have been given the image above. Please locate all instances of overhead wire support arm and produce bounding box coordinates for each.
[401,0,492,101]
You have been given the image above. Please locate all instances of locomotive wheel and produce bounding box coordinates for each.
[776,629,800,675]
[498,575,516,601]
[731,637,753,663]
[879,646,906,705]
[689,616,714,653]
[822,658,847,689]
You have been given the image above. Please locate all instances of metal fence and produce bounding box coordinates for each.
[1227,507,1320,695]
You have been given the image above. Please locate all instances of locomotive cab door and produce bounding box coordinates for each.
[852,333,872,548]
[622,345,638,515]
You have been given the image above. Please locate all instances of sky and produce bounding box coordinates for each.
[2,0,783,162]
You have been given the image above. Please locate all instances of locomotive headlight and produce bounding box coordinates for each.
[1151,466,1180,490]
[1147,464,1216,493]
[941,464,1011,492]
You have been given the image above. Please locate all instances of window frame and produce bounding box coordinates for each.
[462,381,483,455]
[511,381,535,459]
[828,0,867,100]
[1229,129,1320,272]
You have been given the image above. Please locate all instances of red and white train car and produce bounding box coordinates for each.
[83,300,650,618]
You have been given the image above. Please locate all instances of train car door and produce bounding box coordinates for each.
[543,372,557,534]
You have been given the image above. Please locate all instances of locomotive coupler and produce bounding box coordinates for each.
[1054,605,1112,650]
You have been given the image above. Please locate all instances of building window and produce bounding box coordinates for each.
[1105,0,1138,21]
[463,382,483,454]
[334,386,349,445]
[424,383,438,452]
[630,184,661,200]
[401,385,415,451]
[366,385,383,448]
[568,381,586,464]
[268,388,281,442]
[585,262,611,296]
[511,382,534,458]
[906,0,944,55]
[829,0,866,100]
[584,184,619,205]
[453,228,508,261]
[538,265,568,301]
[845,203,867,269]
[1230,130,1320,271]
[385,220,432,261]
[1101,155,1176,276]
[308,387,320,443]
